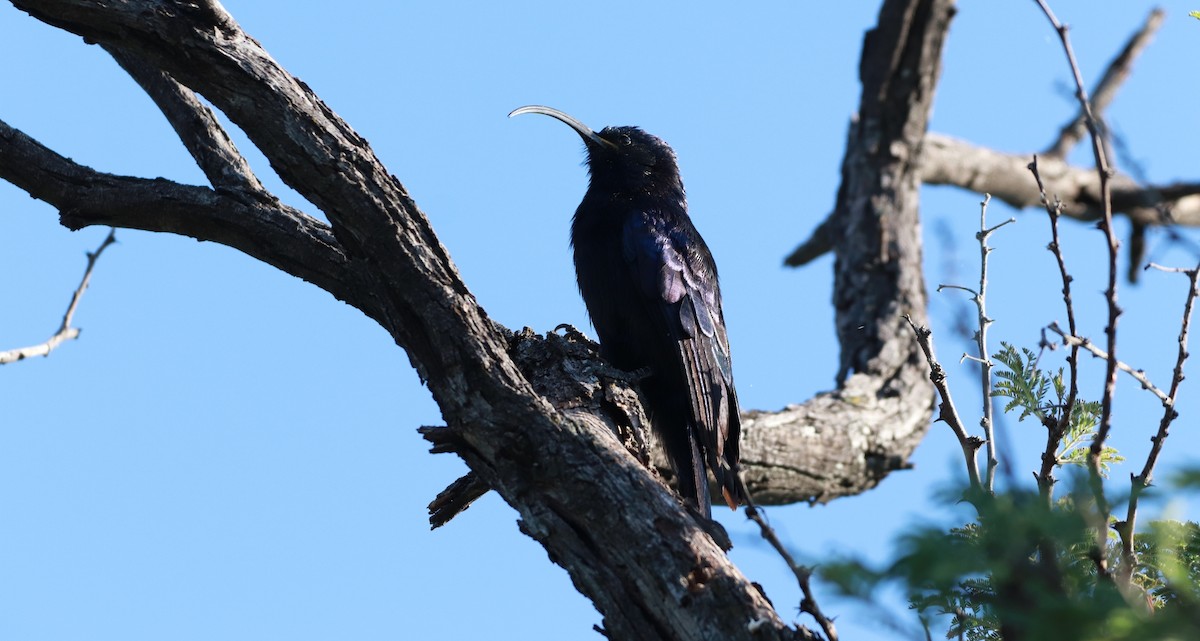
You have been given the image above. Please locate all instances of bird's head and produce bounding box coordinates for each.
[510,105,683,197]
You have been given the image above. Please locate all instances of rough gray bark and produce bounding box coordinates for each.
[2,0,954,638]
[786,6,1199,272]
[920,133,1200,228]
[785,134,1200,269]
[764,0,957,506]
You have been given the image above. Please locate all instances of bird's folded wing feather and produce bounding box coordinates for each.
[622,211,741,501]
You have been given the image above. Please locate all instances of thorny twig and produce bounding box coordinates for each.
[1049,6,1173,282]
[904,314,984,491]
[1116,262,1200,587]
[1045,8,1165,159]
[743,504,838,641]
[936,195,1013,493]
[1045,322,1169,406]
[1034,0,1120,579]
[1029,158,1081,503]
[0,229,117,365]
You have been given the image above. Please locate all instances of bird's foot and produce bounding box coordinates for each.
[552,323,594,345]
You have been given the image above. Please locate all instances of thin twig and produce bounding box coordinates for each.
[975,197,1012,492]
[743,504,838,641]
[1034,0,1121,579]
[936,196,1013,492]
[1045,322,1169,407]
[1116,262,1200,586]
[1078,7,1167,283]
[0,229,117,365]
[1045,8,1165,158]
[904,314,984,491]
[1029,157,1080,502]
[937,284,977,297]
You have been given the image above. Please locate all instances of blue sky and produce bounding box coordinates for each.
[2,2,1199,640]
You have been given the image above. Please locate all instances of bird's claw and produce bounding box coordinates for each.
[553,323,591,342]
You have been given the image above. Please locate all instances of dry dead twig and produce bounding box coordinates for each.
[0,229,117,365]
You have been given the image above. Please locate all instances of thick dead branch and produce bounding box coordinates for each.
[788,8,1190,269]
[791,135,1200,267]
[0,0,952,509]
[0,119,381,324]
[103,45,265,194]
[921,134,1200,225]
[825,0,952,446]
[3,0,955,636]
[783,212,836,267]
[425,470,489,529]
[6,2,805,638]
[765,0,956,503]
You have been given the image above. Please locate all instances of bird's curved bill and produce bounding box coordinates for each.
[508,105,617,150]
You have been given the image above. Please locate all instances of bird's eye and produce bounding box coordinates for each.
[620,134,632,146]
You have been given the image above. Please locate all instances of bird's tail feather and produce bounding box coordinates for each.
[676,425,711,518]
[711,459,744,511]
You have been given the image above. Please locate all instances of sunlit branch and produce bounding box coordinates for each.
[0,229,116,365]
[1034,0,1121,581]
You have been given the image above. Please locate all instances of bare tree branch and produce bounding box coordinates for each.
[0,105,908,538]
[936,195,1013,492]
[103,45,266,194]
[765,0,956,504]
[905,315,984,491]
[745,505,839,641]
[921,134,1200,225]
[1034,0,1122,582]
[1116,261,1199,586]
[0,228,116,365]
[1029,157,1080,503]
[6,2,806,638]
[0,119,381,325]
[1046,322,1168,406]
[783,212,836,267]
[789,134,1200,267]
[0,110,909,515]
[2,0,956,636]
[1045,7,1164,159]
[788,8,1191,271]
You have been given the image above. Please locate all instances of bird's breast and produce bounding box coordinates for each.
[570,209,649,370]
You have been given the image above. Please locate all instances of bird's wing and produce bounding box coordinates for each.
[623,210,742,507]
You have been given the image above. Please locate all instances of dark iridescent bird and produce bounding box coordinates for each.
[510,105,744,517]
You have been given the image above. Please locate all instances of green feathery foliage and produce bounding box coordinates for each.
[991,342,1123,475]
[820,345,1196,640]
